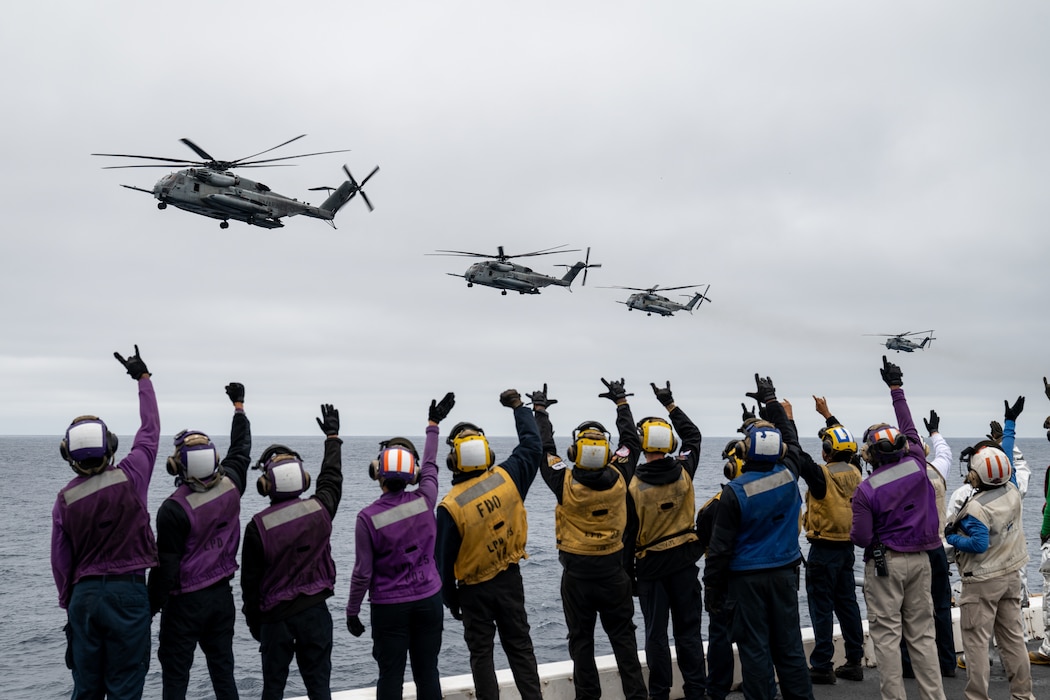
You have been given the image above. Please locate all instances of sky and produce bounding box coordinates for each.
[2,1,1049,441]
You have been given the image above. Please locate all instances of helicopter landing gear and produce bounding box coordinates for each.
[219,220,229,229]
[467,283,473,288]
[157,202,167,210]
[647,312,652,316]
[501,290,508,296]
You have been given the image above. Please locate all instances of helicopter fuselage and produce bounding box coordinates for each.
[151,168,333,228]
[625,293,681,316]
[462,261,558,294]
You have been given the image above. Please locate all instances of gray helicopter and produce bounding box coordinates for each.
[93,135,378,229]
[602,283,712,316]
[431,245,601,295]
[864,330,935,353]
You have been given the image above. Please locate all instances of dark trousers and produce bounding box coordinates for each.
[459,565,542,700]
[259,601,333,700]
[370,592,444,700]
[901,545,956,675]
[637,564,707,700]
[561,568,647,700]
[805,542,864,670]
[729,567,813,700]
[158,581,239,700]
[67,578,151,700]
[705,608,734,700]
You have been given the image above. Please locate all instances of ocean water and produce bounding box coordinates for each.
[3,434,1048,699]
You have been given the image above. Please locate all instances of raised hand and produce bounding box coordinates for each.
[924,410,940,435]
[599,377,633,404]
[880,355,903,388]
[651,381,674,407]
[316,404,340,436]
[741,403,757,422]
[745,374,776,404]
[429,392,455,423]
[225,382,245,404]
[813,396,830,418]
[114,344,149,380]
[526,384,558,410]
[499,389,523,409]
[1004,396,1025,422]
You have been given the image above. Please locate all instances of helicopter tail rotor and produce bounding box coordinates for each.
[343,164,379,212]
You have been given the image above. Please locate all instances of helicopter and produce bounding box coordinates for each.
[430,245,601,295]
[601,283,712,316]
[92,135,378,229]
[864,330,936,353]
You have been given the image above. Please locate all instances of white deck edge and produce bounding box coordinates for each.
[309,594,1044,700]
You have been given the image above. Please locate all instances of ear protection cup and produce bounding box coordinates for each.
[819,425,858,459]
[861,423,907,465]
[721,439,744,480]
[740,422,787,462]
[61,415,118,475]
[568,421,612,469]
[636,417,678,454]
[256,465,311,497]
[446,423,495,472]
[255,444,308,499]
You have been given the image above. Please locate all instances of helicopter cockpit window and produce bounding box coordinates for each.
[255,182,270,192]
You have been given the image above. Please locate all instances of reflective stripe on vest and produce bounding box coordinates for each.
[64,469,128,506]
[371,497,428,530]
[261,498,322,530]
[184,476,236,510]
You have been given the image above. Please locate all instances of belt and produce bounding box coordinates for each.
[79,573,146,584]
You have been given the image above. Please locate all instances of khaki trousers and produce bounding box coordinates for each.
[958,573,1034,700]
[863,550,945,700]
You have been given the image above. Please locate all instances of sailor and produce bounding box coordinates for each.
[704,376,823,700]
[240,403,343,700]
[851,357,946,700]
[530,381,647,700]
[435,389,543,700]
[345,392,455,700]
[51,345,159,699]
[944,397,1034,700]
[900,409,957,679]
[1035,376,1050,667]
[149,382,252,700]
[802,396,865,685]
[624,380,707,700]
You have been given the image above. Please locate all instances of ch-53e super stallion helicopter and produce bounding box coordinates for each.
[92,135,378,229]
[430,245,601,295]
[864,330,935,353]
[601,283,712,316]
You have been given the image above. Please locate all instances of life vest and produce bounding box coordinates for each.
[926,464,947,534]
[955,483,1028,583]
[439,466,528,585]
[254,497,336,611]
[804,461,860,542]
[168,476,240,594]
[555,469,626,556]
[728,464,802,572]
[629,469,698,558]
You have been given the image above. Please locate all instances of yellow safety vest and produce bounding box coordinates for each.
[804,461,861,542]
[439,466,529,585]
[555,470,627,555]
[629,470,698,558]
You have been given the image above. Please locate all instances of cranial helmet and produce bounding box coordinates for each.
[967,444,1013,488]
[819,425,858,459]
[60,415,118,476]
[860,423,907,465]
[721,439,744,480]
[446,422,495,473]
[255,444,310,500]
[567,421,611,469]
[637,417,678,454]
[741,421,786,462]
[166,430,222,492]
[370,437,420,484]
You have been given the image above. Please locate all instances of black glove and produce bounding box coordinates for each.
[347,615,365,637]
[745,374,776,404]
[428,392,455,423]
[741,403,757,422]
[944,523,957,539]
[526,383,558,410]
[599,377,633,404]
[114,344,149,380]
[880,355,903,388]
[651,381,674,407]
[450,606,463,621]
[225,382,245,404]
[1004,396,1024,422]
[499,389,523,409]
[316,404,339,436]
[987,420,1003,442]
[704,589,724,616]
[924,410,940,435]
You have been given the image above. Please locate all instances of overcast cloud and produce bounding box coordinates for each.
[2,1,1048,441]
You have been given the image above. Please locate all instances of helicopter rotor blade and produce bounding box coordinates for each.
[232,134,307,164]
[92,153,202,165]
[236,149,353,167]
[179,138,216,162]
